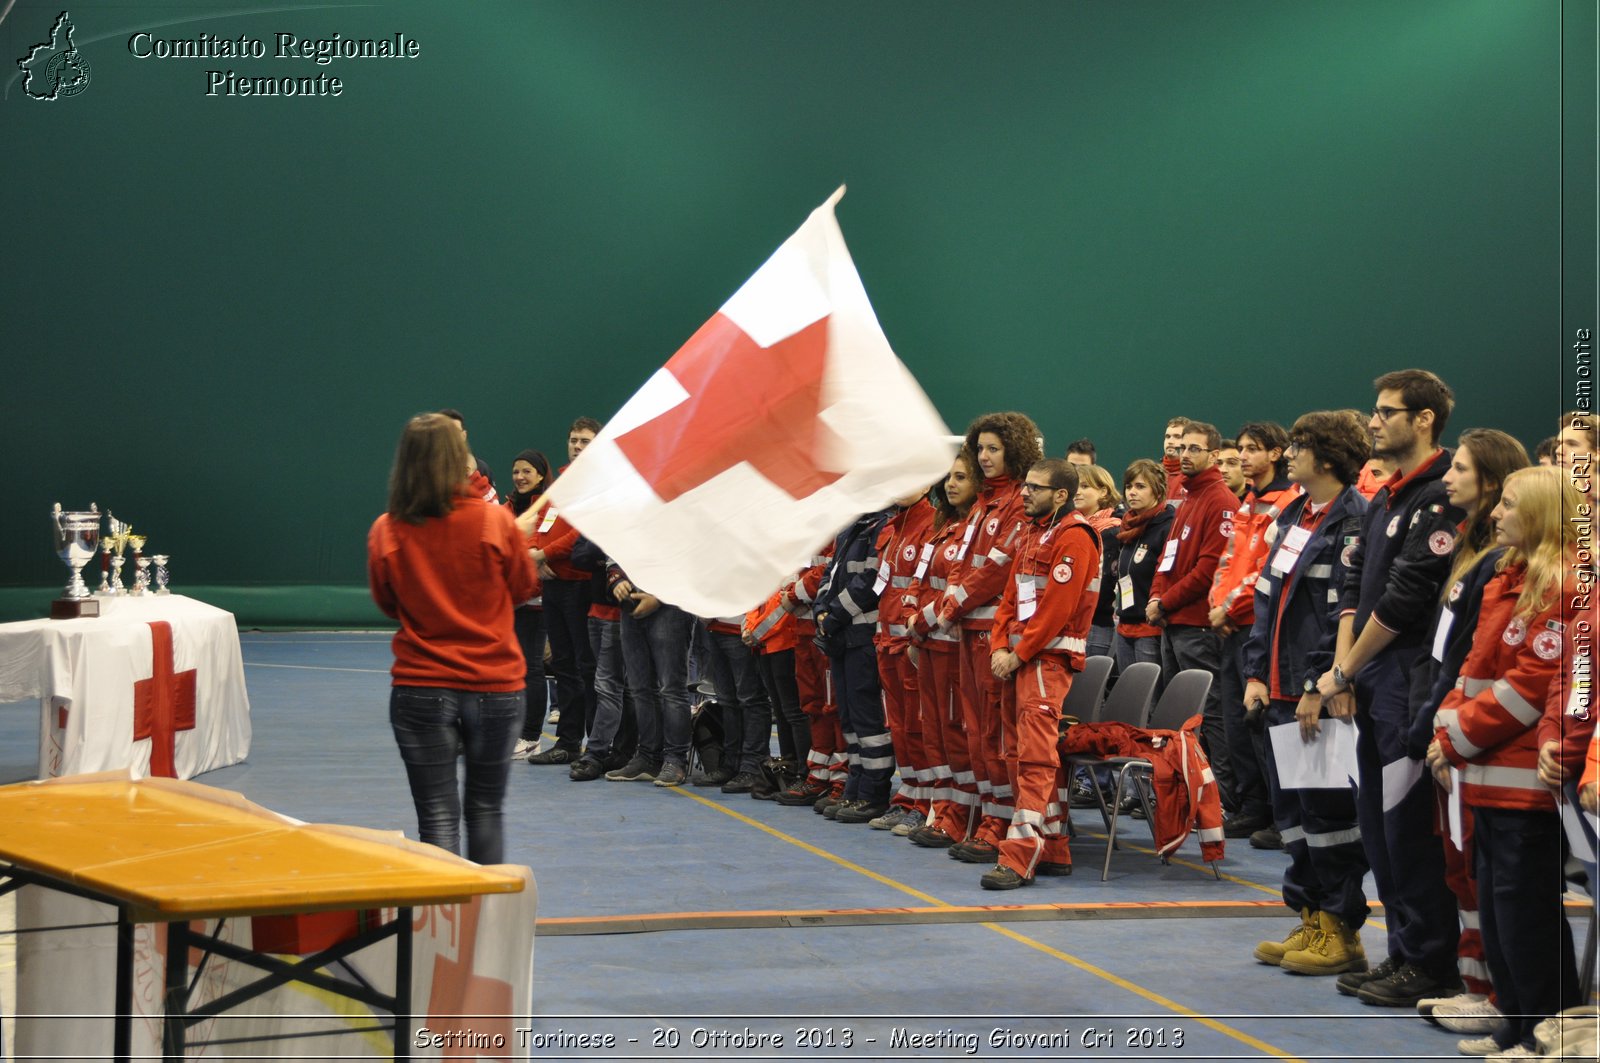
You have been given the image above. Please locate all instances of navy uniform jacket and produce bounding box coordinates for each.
[1241,487,1367,699]
[1338,448,1465,651]
[1403,547,1506,758]
[817,509,892,650]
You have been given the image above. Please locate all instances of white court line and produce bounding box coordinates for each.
[242,662,390,675]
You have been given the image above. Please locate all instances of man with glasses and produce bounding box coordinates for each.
[983,459,1100,888]
[1316,370,1465,1008]
[1147,421,1238,778]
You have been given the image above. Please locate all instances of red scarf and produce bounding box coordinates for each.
[1116,504,1165,543]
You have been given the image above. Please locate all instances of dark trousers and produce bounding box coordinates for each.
[621,604,694,767]
[829,640,890,804]
[1473,805,1580,1049]
[1161,624,1229,796]
[754,647,808,765]
[585,615,635,760]
[1353,648,1459,973]
[703,627,773,774]
[1218,627,1270,818]
[513,605,548,743]
[1261,699,1370,925]
[390,686,523,865]
[543,579,596,753]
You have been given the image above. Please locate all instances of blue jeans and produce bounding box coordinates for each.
[621,604,694,767]
[1112,630,1163,689]
[704,627,773,773]
[586,615,631,759]
[390,686,524,864]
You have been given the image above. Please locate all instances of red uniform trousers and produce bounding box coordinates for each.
[1435,787,1491,997]
[877,647,928,812]
[958,627,1012,846]
[996,655,1073,877]
[794,632,845,789]
[916,644,976,839]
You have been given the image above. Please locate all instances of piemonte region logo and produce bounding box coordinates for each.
[18,11,92,100]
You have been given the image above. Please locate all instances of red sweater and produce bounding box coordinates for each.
[368,495,537,691]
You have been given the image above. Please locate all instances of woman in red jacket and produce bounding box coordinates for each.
[368,414,538,864]
[1425,466,1585,1057]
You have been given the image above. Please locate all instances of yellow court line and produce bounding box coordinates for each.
[670,787,1307,1062]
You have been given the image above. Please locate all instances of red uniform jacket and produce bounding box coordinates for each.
[1435,559,1576,811]
[874,499,936,652]
[906,516,969,652]
[368,495,537,691]
[991,510,1101,669]
[745,590,798,654]
[1210,479,1301,627]
[1059,717,1225,862]
[1149,465,1236,627]
[937,475,1027,632]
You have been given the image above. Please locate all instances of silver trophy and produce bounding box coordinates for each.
[96,539,113,595]
[151,554,170,595]
[106,515,130,595]
[51,503,102,619]
[128,535,148,595]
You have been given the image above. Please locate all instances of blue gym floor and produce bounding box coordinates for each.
[2,631,1593,1062]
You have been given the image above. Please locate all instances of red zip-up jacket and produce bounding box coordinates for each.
[937,474,1027,631]
[1149,465,1236,627]
[1434,558,1577,811]
[991,509,1101,668]
[874,499,936,652]
[905,516,969,651]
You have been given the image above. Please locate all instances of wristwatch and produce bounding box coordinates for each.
[1303,676,1318,695]
[1331,664,1350,690]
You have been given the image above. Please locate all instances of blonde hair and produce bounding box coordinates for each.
[1075,463,1121,509]
[1498,466,1584,621]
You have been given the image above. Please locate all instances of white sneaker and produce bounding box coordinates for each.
[1457,1035,1500,1056]
[891,809,928,837]
[547,709,560,724]
[1435,999,1504,1035]
[868,807,912,830]
[512,738,538,760]
[1422,991,1488,1020]
[1484,1047,1538,1062]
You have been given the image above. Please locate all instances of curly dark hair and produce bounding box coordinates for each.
[1289,410,1371,486]
[964,412,1043,481]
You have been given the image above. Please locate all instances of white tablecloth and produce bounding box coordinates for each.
[0,595,251,779]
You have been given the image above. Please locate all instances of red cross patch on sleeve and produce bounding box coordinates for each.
[1052,559,1074,584]
[1428,530,1454,556]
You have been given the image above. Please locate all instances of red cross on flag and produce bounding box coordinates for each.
[547,187,953,617]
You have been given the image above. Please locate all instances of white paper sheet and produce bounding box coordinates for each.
[1269,719,1359,789]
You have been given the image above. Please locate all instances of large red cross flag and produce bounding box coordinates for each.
[547,187,954,618]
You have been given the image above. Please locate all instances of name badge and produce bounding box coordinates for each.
[1157,539,1179,573]
[538,507,559,534]
[1431,605,1454,662]
[958,521,976,561]
[1133,544,1148,564]
[912,543,934,580]
[873,560,890,595]
[1018,577,1038,620]
[1117,574,1134,611]
[1270,525,1312,576]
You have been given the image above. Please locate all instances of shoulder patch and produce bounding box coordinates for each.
[943,542,960,562]
[1448,581,1463,603]
[1503,617,1527,647]
[1428,530,1455,556]
[1052,559,1074,584]
[1531,629,1562,661]
[1219,518,1235,538]
[985,516,1000,536]
[1340,543,1357,566]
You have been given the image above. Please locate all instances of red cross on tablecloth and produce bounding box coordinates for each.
[133,620,196,778]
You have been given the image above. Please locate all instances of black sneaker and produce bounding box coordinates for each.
[1068,782,1101,809]
[1223,813,1271,839]
[909,825,958,848]
[653,762,689,787]
[1357,963,1462,1008]
[949,839,999,864]
[774,779,828,806]
[720,771,761,794]
[834,800,890,823]
[528,746,575,765]
[1337,954,1400,997]
[692,766,734,788]
[568,755,605,782]
[1250,827,1284,850]
[604,756,660,782]
[824,798,858,820]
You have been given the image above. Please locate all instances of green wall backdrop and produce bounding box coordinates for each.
[3,0,1594,625]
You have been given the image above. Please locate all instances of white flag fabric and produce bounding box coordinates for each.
[548,187,953,617]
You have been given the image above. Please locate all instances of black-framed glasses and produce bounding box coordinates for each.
[1371,406,1417,421]
[1177,444,1211,455]
[1020,482,1055,493]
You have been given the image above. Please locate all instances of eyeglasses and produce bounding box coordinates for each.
[1020,482,1055,493]
[1371,406,1417,421]
[1285,441,1304,457]
[1177,444,1211,455]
